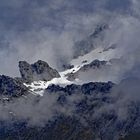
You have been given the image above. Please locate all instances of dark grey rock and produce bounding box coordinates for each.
[19,61,33,83]
[0,80,139,140]
[0,75,28,97]
[0,81,114,140]
[46,81,114,95]
[62,64,74,70]
[79,59,107,71]
[66,59,107,81]
[73,24,109,59]
[19,60,60,83]
[0,117,95,140]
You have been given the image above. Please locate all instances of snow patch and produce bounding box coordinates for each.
[24,46,120,96]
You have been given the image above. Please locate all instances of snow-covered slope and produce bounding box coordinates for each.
[71,46,119,66]
[24,46,121,96]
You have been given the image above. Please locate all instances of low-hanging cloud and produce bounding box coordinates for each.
[0,0,139,78]
[0,1,140,136]
[0,90,84,126]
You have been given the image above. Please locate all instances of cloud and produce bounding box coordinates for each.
[0,1,140,136]
[0,89,85,126]
[0,0,137,76]
[0,0,140,86]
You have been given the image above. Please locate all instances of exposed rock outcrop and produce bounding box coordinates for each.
[19,60,60,83]
[66,59,107,81]
[78,59,107,71]
[73,24,109,59]
[0,75,28,98]
[46,81,114,95]
[0,81,114,140]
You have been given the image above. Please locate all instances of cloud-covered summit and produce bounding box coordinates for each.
[0,0,139,82]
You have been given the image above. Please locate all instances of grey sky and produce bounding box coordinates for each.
[0,0,139,77]
[0,0,140,127]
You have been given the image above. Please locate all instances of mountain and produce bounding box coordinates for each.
[19,60,60,83]
[66,59,107,81]
[0,79,140,140]
[0,26,138,140]
[73,24,109,59]
[0,81,114,140]
[0,75,28,99]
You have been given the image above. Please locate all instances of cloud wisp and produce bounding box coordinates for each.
[0,0,139,78]
[0,0,140,127]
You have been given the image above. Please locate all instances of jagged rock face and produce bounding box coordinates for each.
[73,24,109,59]
[78,59,107,71]
[19,60,60,83]
[46,81,114,95]
[0,75,28,97]
[0,81,139,140]
[0,82,114,140]
[66,59,107,81]
[19,61,33,83]
[45,83,140,140]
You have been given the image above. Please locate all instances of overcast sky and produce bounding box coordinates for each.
[0,0,139,77]
[0,0,140,128]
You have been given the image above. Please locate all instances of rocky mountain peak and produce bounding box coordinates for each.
[73,24,109,59]
[19,60,60,83]
[31,60,50,74]
[0,75,28,98]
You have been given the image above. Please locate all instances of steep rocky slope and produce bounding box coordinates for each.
[0,75,28,99]
[0,25,138,140]
[19,60,60,83]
